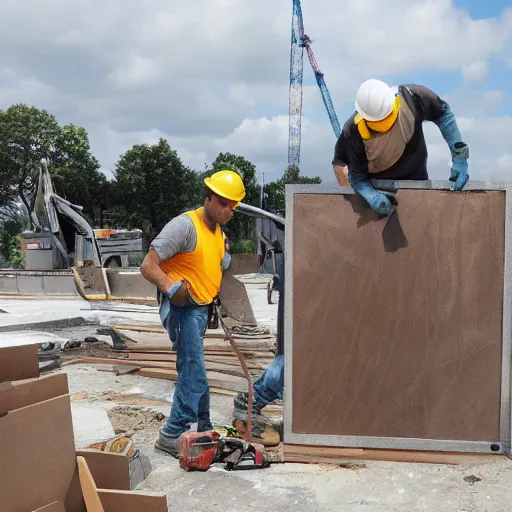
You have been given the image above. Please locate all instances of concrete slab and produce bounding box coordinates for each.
[61,365,512,512]
[238,274,279,332]
[0,273,277,332]
[0,330,69,348]
[71,403,116,448]
[106,269,155,298]
[0,297,161,330]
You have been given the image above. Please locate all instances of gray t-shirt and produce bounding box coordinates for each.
[151,215,197,260]
[151,213,230,269]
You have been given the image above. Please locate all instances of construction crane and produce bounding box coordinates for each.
[288,0,341,169]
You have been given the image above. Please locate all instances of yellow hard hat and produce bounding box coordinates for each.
[204,170,246,205]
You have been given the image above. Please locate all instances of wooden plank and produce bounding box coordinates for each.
[283,444,506,466]
[111,324,165,333]
[77,456,105,512]
[136,368,248,392]
[98,489,167,512]
[116,348,274,358]
[67,357,255,379]
[114,328,275,351]
[125,352,271,371]
[76,450,130,491]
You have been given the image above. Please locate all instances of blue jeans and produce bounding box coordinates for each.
[158,297,211,438]
[254,354,284,408]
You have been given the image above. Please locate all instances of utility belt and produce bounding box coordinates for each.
[156,288,221,330]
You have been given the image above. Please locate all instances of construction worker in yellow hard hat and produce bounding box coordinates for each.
[332,78,469,215]
[140,169,246,458]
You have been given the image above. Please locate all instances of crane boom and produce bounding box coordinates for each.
[303,35,341,138]
[288,0,304,169]
[287,0,341,170]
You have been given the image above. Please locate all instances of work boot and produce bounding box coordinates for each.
[233,391,264,420]
[232,392,280,445]
[197,418,213,432]
[154,432,181,459]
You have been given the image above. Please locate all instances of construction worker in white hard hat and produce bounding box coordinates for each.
[140,169,246,458]
[332,78,469,215]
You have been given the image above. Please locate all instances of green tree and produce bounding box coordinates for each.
[202,152,261,246]
[0,104,60,224]
[0,216,25,268]
[110,138,200,248]
[264,165,322,214]
[0,104,104,229]
[51,124,107,227]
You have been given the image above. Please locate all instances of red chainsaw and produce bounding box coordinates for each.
[179,430,270,472]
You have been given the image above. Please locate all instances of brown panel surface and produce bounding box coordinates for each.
[292,190,504,441]
[98,489,168,512]
[0,373,69,415]
[32,503,66,512]
[75,450,130,491]
[0,344,39,383]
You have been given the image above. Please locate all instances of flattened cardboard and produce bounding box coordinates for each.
[76,450,130,491]
[32,502,66,512]
[98,490,167,512]
[0,344,39,383]
[0,373,69,414]
[0,395,77,512]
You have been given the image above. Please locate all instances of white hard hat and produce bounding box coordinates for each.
[355,79,396,122]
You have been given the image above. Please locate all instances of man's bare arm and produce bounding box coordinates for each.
[333,165,349,187]
[140,248,176,293]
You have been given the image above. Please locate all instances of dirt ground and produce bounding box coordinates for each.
[62,364,512,512]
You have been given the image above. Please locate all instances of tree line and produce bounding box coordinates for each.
[0,103,322,266]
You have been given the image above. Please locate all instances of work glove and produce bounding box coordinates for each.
[434,104,469,191]
[165,280,190,307]
[449,142,469,191]
[349,171,394,215]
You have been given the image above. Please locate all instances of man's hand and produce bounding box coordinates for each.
[349,171,394,215]
[166,280,191,307]
[449,142,469,191]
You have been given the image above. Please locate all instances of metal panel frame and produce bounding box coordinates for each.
[283,180,512,454]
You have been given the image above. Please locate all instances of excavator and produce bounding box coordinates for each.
[21,158,143,271]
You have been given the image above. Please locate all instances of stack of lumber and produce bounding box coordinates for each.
[66,322,277,397]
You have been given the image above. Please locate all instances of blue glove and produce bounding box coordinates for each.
[349,171,394,215]
[434,104,469,191]
[449,142,469,191]
[221,252,231,271]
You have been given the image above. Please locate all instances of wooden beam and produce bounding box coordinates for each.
[282,444,506,466]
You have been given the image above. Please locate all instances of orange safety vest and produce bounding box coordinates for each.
[160,207,226,304]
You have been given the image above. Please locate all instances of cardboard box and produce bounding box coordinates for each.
[0,345,167,512]
[0,373,69,415]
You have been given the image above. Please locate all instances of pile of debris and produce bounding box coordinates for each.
[61,319,278,400]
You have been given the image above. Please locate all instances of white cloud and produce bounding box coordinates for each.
[108,53,161,89]
[0,0,511,186]
[462,61,488,84]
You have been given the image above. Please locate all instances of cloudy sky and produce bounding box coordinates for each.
[1,0,512,186]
